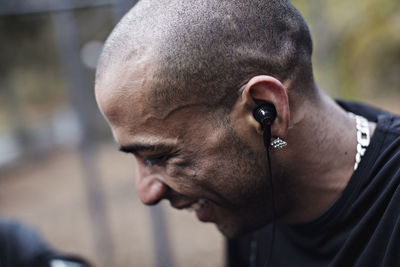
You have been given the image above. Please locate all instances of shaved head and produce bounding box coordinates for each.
[95,0,324,238]
[96,0,314,115]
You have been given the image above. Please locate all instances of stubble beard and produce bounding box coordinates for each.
[211,128,276,238]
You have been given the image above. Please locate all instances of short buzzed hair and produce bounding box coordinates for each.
[97,0,314,113]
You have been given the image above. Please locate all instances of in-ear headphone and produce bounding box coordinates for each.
[253,103,277,148]
[253,103,278,267]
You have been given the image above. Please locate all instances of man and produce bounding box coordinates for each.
[95,0,400,266]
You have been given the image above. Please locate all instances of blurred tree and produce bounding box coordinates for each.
[293,0,400,100]
[0,15,43,147]
[0,14,66,127]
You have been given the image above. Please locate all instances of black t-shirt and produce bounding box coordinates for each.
[227,101,400,267]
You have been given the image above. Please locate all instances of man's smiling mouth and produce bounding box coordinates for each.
[187,199,206,212]
[189,199,213,222]
[172,198,213,222]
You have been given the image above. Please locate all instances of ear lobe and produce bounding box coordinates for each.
[242,75,290,139]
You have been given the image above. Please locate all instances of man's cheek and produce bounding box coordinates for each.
[164,163,201,191]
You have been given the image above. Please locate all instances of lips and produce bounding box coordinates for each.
[188,199,206,211]
[172,198,205,210]
[190,199,213,222]
[172,198,213,222]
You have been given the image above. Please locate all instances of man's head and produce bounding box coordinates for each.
[95,0,316,238]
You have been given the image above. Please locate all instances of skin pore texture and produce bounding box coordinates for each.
[95,0,376,238]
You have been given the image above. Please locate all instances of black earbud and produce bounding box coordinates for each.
[253,103,277,127]
[253,103,277,148]
[253,103,278,267]
[254,103,278,266]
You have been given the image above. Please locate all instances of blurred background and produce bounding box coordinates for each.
[0,0,399,266]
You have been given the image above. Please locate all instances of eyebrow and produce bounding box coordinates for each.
[119,143,175,154]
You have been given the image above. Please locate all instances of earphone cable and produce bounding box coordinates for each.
[264,143,276,267]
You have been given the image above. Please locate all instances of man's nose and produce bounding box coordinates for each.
[135,165,169,205]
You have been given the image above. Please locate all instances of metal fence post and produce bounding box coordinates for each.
[51,9,114,265]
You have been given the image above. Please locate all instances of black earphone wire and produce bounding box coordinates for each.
[252,105,277,267]
[264,127,276,267]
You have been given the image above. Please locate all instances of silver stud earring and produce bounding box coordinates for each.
[270,137,287,149]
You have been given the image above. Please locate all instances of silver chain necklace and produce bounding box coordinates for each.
[348,112,371,170]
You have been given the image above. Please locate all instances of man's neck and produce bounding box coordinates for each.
[278,91,376,224]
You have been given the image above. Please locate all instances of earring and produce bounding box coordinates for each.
[270,137,287,149]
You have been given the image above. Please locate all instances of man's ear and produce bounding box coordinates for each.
[234,75,290,141]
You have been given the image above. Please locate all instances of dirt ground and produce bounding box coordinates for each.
[0,144,225,267]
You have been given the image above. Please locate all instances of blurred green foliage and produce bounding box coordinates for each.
[293,0,400,101]
[0,14,67,131]
[0,8,114,132]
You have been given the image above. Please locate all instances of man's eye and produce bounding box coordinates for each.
[143,155,168,167]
